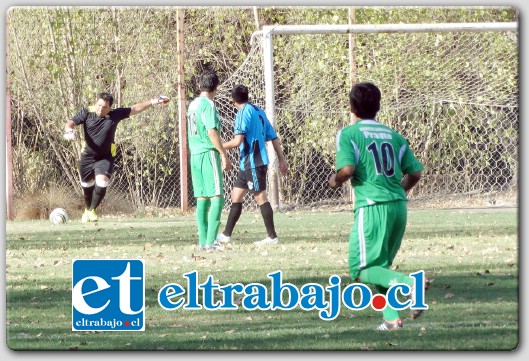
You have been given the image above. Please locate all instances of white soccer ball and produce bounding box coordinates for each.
[49,208,69,224]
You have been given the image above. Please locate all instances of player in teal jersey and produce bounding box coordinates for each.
[329,82,429,331]
[216,84,288,246]
[187,70,231,251]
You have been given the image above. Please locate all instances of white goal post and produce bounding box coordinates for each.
[255,22,518,209]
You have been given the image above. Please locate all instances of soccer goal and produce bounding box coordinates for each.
[216,21,518,210]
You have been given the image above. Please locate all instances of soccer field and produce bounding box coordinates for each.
[5,207,518,351]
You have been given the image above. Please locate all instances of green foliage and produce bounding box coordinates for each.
[8,6,518,209]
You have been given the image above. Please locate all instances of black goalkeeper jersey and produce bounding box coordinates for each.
[71,106,131,157]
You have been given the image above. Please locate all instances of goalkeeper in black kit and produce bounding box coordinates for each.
[64,92,170,222]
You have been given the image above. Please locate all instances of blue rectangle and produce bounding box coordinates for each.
[72,259,145,331]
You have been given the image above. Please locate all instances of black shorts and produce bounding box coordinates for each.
[79,152,115,182]
[234,165,268,193]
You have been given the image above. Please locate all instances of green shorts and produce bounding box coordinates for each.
[190,150,224,198]
[348,200,407,279]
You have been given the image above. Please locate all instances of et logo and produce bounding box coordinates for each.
[72,259,145,331]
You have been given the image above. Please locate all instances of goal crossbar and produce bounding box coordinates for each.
[258,22,517,36]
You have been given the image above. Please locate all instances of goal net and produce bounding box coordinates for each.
[215,23,518,210]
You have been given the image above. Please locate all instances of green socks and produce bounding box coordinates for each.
[196,196,224,247]
[375,285,400,322]
[359,266,414,288]
[359,266,414,322]
[207,196,224,246]
[196,199,210,246]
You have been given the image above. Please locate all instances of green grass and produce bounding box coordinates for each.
[5,208,518,351]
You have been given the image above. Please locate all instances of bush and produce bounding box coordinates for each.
[14,186,83,221]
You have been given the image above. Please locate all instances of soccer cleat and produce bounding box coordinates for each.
[81,209,90,223]
[254,236,279,245]
[410,277,432,320]
[87,209,99,222]
[197,244,207,251]
[215,233,232,243]
[205,241,224,251]
[376,319,403,331]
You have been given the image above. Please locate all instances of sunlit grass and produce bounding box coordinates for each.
[5,208,518,350]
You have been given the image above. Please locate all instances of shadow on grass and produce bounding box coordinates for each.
[6,271,518,351]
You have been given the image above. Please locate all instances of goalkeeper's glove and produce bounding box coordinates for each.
[64,129,76,141]
[151,95,170,106]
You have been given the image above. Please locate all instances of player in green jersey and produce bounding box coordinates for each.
[187,70,232,251]
[329,82,429,331]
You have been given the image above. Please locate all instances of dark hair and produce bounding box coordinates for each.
[97,92,114,107]
[349,82,381,119]
[231,84,249,104]
[199,70,220,92]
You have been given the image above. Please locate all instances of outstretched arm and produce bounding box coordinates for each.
[130,96,170,116]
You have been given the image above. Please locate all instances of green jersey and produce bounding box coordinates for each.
[335,119,424,210]
[187,96,221,155]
